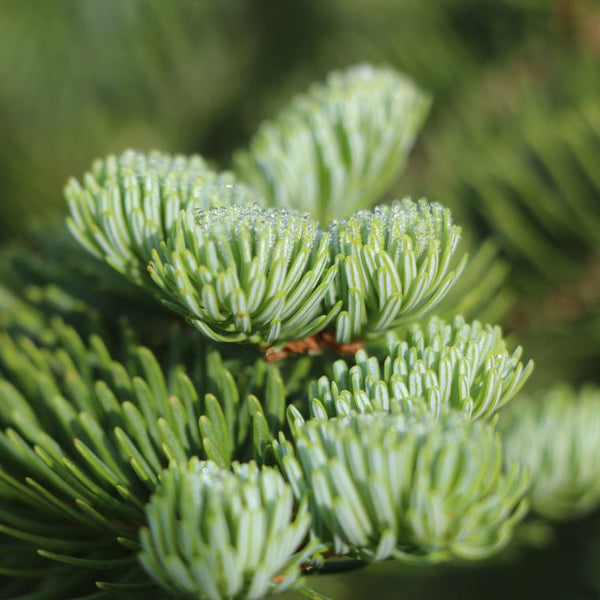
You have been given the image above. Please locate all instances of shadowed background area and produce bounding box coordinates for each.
[1,1,600,599]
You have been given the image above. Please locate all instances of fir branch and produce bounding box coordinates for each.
[139,458,318,600]
[234,65,431,223]
[274,412,529,562]
[0,58,557,599]
[65,150,239,286]
[0,320,287,575]
[149,203,340,345]
[499,384,600,520]
[327,199,467,343]
[149,197,467,348]
[308,316,533,421]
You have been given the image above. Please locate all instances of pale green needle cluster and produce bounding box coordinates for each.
[140,459,317,600]
[150,203,339,344]
[309,316,533,421]
[61,68,468,350]
[235,65,431,223]
[274,412,528,562]
[148,197,463,346]
[0,64,567,600]
[65,150,237,285]
[328,200,466,343]
[499,385,600,521]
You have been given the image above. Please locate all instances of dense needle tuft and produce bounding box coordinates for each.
[274,412,529,562]
[309,316,533,420]
[235,65,431,223]
[149,202,340,345]
[65,150,238,285]
[327,200,467,343]
[139,458,317,600]
[0,319,287,577]
[499,384,600,520]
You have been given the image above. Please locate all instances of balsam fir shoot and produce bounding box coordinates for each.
[1,64,599,600]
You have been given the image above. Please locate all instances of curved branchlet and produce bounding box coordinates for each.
[234,65,431,223]
[327,199,467,344]
[0,319,287,569]
[309,316,533,421]
[139,458,318,600]
[274,412,529,563]
[65,150,238,285]
[149,203,341,345]
[499,384,600,521]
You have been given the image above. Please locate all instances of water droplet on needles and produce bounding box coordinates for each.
[192,204,314,261]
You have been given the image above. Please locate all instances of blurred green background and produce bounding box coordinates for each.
[2,0,600,598]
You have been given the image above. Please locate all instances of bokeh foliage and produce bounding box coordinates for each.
[2,1,600,599]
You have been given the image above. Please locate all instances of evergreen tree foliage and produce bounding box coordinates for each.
[2,3,600,596]
[0,64,544,599]
[275,412,528,563]
[499,385,600,521]
[140,459,317,600]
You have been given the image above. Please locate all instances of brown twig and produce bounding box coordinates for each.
[262,331,364,362]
